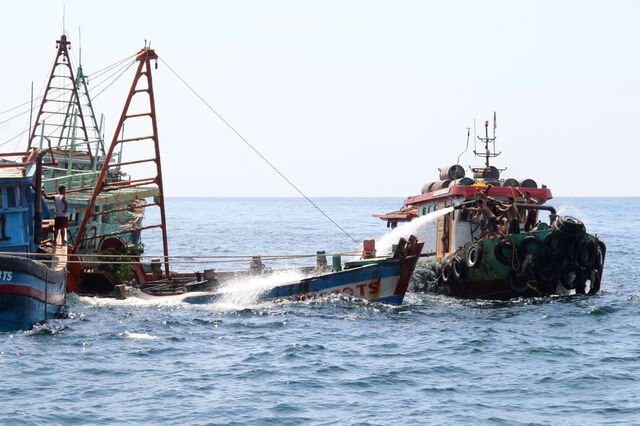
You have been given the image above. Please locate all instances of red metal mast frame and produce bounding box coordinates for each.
[71,47,170,277]
[28,34,90,153]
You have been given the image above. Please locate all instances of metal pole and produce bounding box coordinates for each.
[144,53,171,277]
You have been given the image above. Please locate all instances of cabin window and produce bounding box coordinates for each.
[422,207,427,215]
[0,189,3,209]
[6,187,17,208]
[434,205,438,211]
[459,210,472,222]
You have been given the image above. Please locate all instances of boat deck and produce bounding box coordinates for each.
[50,235,68,271]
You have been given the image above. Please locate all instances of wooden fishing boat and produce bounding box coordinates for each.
[26,35,166,294]
[0,150,67,331]
[183,236,424,306]
[375,115,606,299]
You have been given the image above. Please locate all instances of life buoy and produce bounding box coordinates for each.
[452,255,465,279]
[467,243,483,268]
[494,240,514,266]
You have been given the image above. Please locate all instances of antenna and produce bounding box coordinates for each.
[473,113,501,169]
[456,127,471,168]
[78,26,82,66]
[62,4,66,35]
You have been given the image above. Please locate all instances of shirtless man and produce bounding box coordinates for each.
[520,190,539,231]
[44,185,68,245]
[497,196,520,234]
[466,198,503,239]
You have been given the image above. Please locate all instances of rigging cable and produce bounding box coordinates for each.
[158,56,359,246]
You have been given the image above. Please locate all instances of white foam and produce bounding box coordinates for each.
[375,207,453,255]
[213,269,309,310]
[121,331,158,340]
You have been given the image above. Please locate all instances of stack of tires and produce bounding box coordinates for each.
[493,216,605,295]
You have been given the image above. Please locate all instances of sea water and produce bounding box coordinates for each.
[1,197,638,425]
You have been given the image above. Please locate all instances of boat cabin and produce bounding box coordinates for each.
[0,162,36,254]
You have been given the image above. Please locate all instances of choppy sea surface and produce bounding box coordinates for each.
[1,197,638,425]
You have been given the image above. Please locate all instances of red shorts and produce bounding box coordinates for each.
[54,216,69,230]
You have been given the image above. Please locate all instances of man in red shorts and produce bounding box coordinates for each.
[45,185,68,245]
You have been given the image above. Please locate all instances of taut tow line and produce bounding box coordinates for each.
[158,56,359,246]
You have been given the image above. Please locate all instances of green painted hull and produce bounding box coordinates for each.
[414,219,606,299]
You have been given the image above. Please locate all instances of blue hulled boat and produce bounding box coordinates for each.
[184,236,424,306]
[0,150,67,332]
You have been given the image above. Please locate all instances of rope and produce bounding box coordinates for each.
[0,96,44,116]
[1,250,362,259]
[158,56,359,246]
[37,258,355,265]
[510,238,520,272]
[91,59,137,100]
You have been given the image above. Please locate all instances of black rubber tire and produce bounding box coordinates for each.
[578,239,597,269]
[442,262,452,283]
[588,242,606,295]
[532,252,560,284]
[494,240,514,266]
[552,216,586,241]
[452,256,465,279]
[574,268,588,294]
[559,266,578,290]
[506,270,528,294]
[467,243,483,268]
[519,235,545,258]
[544,231,566,256]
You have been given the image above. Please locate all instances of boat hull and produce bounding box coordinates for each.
[414,224,606,300]
[0,257,66,332]
[184,239,423,306]
[262,257,417,305]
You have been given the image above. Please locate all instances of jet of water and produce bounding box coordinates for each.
[375,207,454,255]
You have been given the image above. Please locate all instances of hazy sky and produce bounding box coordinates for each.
[1,1,637,197]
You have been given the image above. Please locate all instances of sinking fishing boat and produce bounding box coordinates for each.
[183,236,424,306]
[374,115,606,299]
[0,150,67,331]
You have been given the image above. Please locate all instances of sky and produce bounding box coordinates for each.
[0,0,638,197]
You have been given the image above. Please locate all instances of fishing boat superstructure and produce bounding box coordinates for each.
[27,35,161,292]
[375,115,606,299]
[0,150,67,331]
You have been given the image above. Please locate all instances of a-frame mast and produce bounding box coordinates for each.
[71,46,170,277]
[28,34,90,153]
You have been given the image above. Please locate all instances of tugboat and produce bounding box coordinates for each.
[375,114,606,299]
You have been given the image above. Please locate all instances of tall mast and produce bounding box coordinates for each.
[473,112,501,168]
[28,35,89,151]
[71,46,170,277]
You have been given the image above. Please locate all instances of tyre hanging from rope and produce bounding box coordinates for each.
[543,231,566,256]
[519,235,545,258]
[506,269,529,294]
[441,262,452,283]
[587,241,606,295]
[452,255,465,280]
[551,216,586,241]
[467,242,483,268]
[494,240,514,266]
